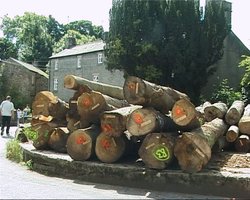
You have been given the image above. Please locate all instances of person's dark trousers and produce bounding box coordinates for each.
[1,116,11,135]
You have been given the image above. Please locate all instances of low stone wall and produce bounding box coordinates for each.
[20,143,250,198]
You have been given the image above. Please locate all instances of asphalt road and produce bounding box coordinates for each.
[0,126,228,199]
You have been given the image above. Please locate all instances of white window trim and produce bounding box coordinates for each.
[77,56,82,68]
[53,78,58,91]
[55,59,59,70]
[98,53,103,64]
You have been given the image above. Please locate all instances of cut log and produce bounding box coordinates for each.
[126,107,178,137]
[66,115,81,132]
[172,98,201,131]
[64,74,124,100]
[238,104,250,135]
[138,132,178,169]
[100,105,142,137]
[225,100,245,125]
[226,125,240,143]
[66,125,100,161]
[234,134,250,153]
[174,118,228,173]
[34,90,58,103]
[95,132,137,163]
[31,123,55,150]
[48,98,69,121]
[77,91,129,124]
[195,101,211,124]
[204,102,228,122]
[123,76,188,114]
[15,127,28,143]
[48,127,69,153]
[212,136,230,153]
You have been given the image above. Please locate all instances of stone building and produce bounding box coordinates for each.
[0,57,49,105]
[48,40,125,101]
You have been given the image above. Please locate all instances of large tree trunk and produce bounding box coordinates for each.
[204,102,228,122]
[225,100,245,125]
[226,125,240,143]
[138,132,178,169]
[123,76,188,114]
[77,91,129,124]
[48,127,69,153]
[126,107,178,137]
[171,98,201,131]
[66,125,100,161]
[174,118,228,173]
[100,105,142,137]
[238,104,250,135]
[64,74,124,100]
[95,132,137,163]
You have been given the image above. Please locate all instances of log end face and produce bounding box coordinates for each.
[123,76,146,105]
[174,133,211,173]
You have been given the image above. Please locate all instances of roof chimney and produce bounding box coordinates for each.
[65,37,76,49]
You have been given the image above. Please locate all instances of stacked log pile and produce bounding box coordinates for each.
[28,75,250,173]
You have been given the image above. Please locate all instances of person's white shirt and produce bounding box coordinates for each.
[0,100,14,116]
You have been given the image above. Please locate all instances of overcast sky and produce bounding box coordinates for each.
[0,0,249,49]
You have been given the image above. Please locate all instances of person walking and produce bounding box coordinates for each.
[0,96,15,137]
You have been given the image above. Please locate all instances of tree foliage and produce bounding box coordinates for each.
[0,13,104,69]
[239,55,250,103]
[0,37,18,60]
[105,0,229,104]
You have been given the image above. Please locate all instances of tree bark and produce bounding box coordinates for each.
[212,136,230,153]
[64,74,124,100]
[123,76,188,114]
[171,98,201,131]
[174,118,228,173]
[100,105,142,137]
[48,127,69,153]
[66,125,100,161]
[95,132,136,163]
[238,104,250,135]
[138,132,178,169]
[226,125,240,143]
[126,107,178,137]
[225,100,245,125]
[234,134,250,153]
[204,102,228,122]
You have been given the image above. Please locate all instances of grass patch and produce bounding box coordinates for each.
[6,139,23,163]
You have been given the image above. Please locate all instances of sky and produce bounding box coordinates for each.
[0,0,249,50]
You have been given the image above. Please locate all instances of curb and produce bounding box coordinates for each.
[20,143,250,198]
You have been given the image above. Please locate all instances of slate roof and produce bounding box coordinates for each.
[7,57,49,78]
[50,40,105,59]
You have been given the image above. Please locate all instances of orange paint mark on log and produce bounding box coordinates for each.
[82,97,92,107]
[128,82,136,90]
[174,105,185,116]
[133,113,143,124]
[101,139,111,149]
[102,124,113,133]
[76,135,86,144]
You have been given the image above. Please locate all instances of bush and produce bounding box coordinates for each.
[23,127,38,142]
[210,79,242,106]
[6,139,23,163]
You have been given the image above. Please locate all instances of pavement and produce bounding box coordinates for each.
[2,126,250,198]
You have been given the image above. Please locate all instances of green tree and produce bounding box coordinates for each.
[1,12,54,68]
[53,30,96,53]
[239,55,250,103]
[105,0,229,104]
[64,20,104,39]
[0,37,18,60]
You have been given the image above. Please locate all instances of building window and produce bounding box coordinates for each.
[98,53,103,64]
[31,75,35,85]
[77,56,82,68]
[55,59,59,70]
[53,78,58,91]
[92,74,99,82]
